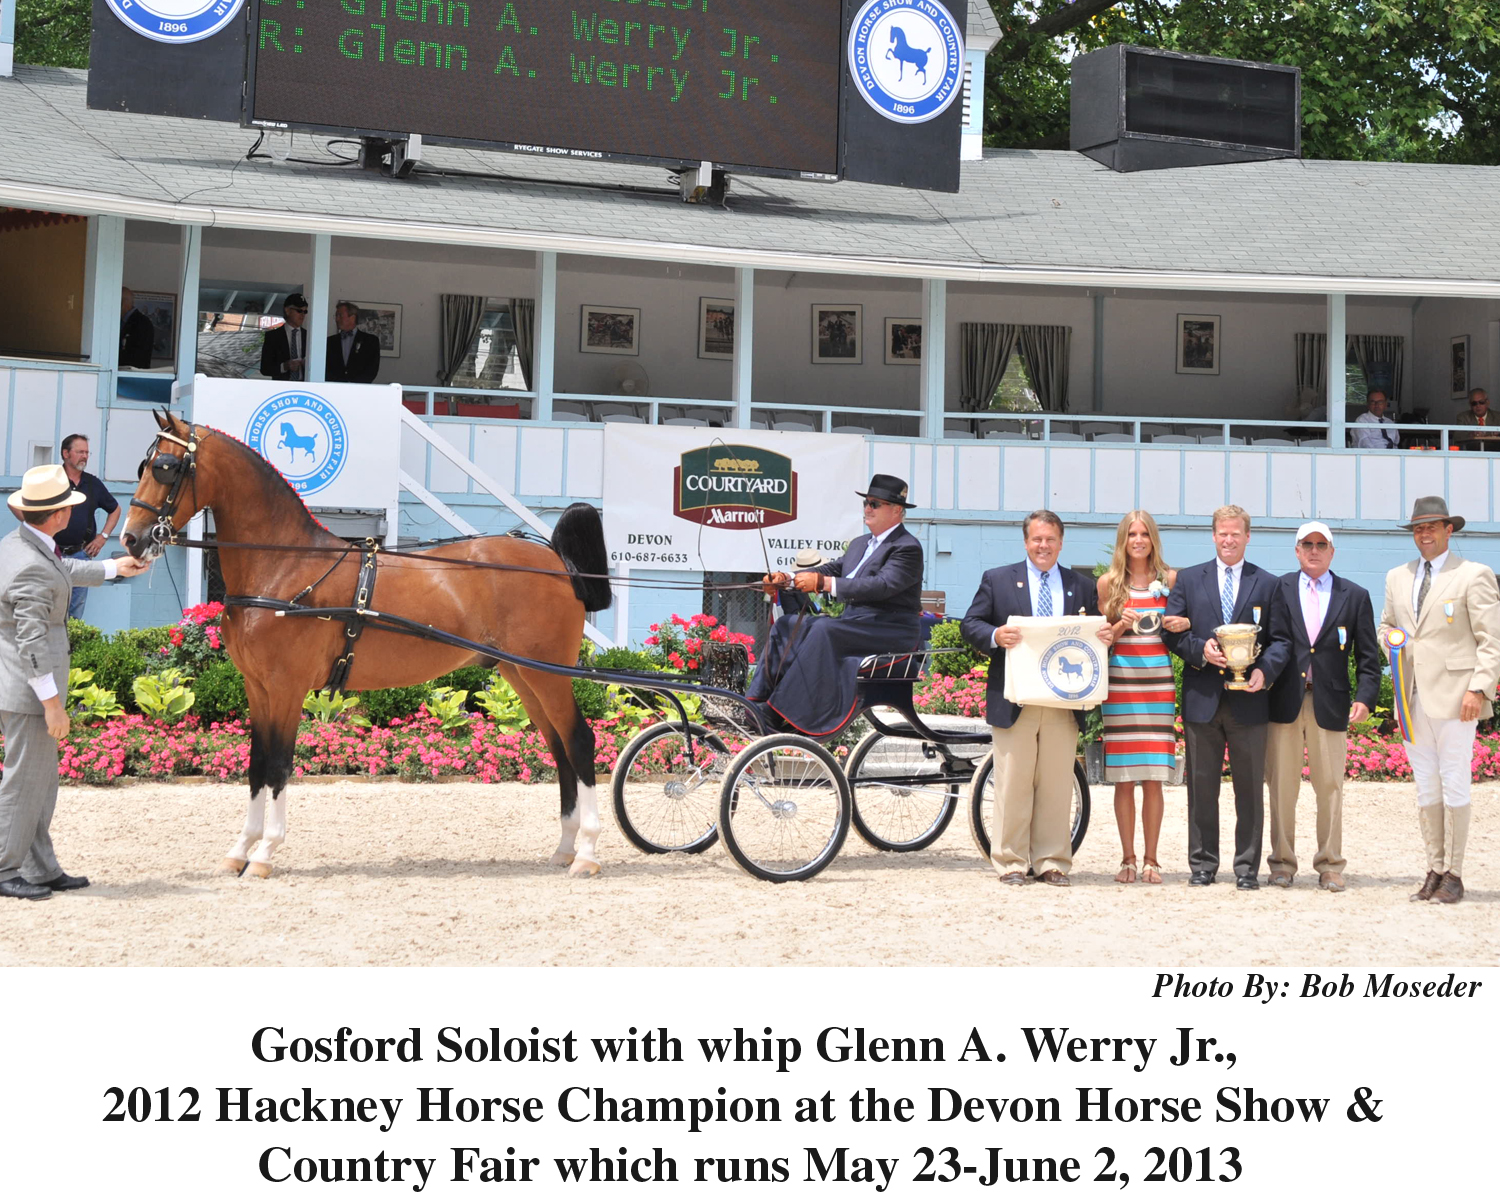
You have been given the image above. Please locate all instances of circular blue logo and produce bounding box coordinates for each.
[848,0,966,125]
[104,0,245,45]
[245,392,349,497]
[1039,638,1103,702]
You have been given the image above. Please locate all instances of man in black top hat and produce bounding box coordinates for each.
[260,293,311,382]
[749,473,924,737]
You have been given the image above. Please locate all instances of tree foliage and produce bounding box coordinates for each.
[985,1,1500,163]
[15,0,92,70]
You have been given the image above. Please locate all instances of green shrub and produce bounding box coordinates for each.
[927,619,986,678]
[573,646,661,720]
[113,624,177,658]
[432,665,495,704]
[195,658,249,723]
[67,618,104,652]
[356,684,432,725]
[83,640,150,707]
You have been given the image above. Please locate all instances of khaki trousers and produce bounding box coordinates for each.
[1265,692,1347,877]
[990,705,1078,876]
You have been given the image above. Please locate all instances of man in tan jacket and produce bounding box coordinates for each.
[1378,497,1500,904]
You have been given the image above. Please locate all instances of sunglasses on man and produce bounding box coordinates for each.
[862,499,886,511]
[1298,540,1331,551]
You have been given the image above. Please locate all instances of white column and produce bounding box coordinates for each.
[1326,292,1346,448]
[81,216,126,395]
[0,0,15,77]
[307,233,331,382]
[534,250,557,420]
[920,278,947,437]
[732,267,754,427]
[175,224,202,411]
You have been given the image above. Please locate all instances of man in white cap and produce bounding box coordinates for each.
[1378,497,1500,903]
[0,465,149,900]
[1265,521,1381,891]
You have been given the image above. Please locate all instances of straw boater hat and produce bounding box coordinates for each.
[855,473,914,509]
[6,464,87,513]
[1401,496,1465,533]
[793,548,829,570]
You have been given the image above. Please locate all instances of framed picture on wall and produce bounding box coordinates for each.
[580,305,641,355]
[1451,335,1470,399]
[131,290,177,362]
[698,298,735,359]
[1175,314,1220,375]
[350,302,402,357]
[812,304,862,364]
[884,318,923,365]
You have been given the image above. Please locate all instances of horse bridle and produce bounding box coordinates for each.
[131,425,207,550]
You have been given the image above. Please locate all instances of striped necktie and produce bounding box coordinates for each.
[1221,566,1235,625]
[1416,560,1432,621]
[1037,571,1053,617]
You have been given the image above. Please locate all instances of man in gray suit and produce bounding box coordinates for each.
[0,464,149,900]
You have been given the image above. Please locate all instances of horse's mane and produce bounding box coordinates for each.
[191,420,336,537]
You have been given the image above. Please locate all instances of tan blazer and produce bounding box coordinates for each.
[1379,553,1500,720]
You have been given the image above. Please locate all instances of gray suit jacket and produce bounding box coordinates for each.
[0,527,108,713]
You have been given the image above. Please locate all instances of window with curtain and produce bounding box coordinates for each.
[993,355,1039,411]
[446,299,526,390]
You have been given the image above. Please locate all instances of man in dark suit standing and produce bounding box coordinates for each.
[751,474,923,736]
[119,288,155,369]
[259,293,310,382]
[961,510,1112,886]
[1265,521,1381,892]
[1163,504,1291,889]
[326,301,381,384]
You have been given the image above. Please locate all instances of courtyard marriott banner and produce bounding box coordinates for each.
[602,426,866,574]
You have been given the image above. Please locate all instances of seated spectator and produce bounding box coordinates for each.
[1455,388,1498,451]
[1350,389,1399,449]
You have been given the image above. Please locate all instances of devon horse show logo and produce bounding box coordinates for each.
[1039,638,1103,703]
[105,0,245,44]
[848,0,965,126]
[246,392,349,497]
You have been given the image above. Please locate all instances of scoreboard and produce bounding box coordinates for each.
[247,0,845,177]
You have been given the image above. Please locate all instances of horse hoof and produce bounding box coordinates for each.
[245,861,273,879]
[221,857,248,876]
[548,851,576,868]
[568,858,601,878]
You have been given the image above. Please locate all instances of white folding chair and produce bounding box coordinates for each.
[1081,422,1121,438]
[1048,431,1085,442]
[1252,437,1294,446]
[602,413,646,424]
[551,409,588,422]
[774,421,815,432]
[945,429,977,438]
[1299,438,1329,447]
[663,417,707,426]
[1183,426,1221,440]
[1092,432,1135,443]
[985,430,1026,440]
[1152,434,1197,444]
[832,425,873,435]
[749,419,769,429]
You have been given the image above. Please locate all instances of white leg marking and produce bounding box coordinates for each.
[550,800,581,867]
[568,783,602,877]
[249,789,288,865]
[225,787,268,863]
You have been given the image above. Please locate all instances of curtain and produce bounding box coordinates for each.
[1294,332,1327,406]
[437,294,486,385]
[957,322,1019,412]
[1017,325,1071,413]
[510,297,535,391]
[1348,334,1405,407]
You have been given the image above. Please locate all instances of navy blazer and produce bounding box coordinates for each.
[1267,570,1382,732]
[326,330,381,384]
[1163,559,1291,725]
[961,561,1100,730]
[821,524,924,616]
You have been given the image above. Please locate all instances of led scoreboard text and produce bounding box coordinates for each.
[248,0,844,176]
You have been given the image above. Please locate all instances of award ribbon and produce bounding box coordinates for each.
[1386,627,1413,742]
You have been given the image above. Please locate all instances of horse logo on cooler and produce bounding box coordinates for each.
[245,391,349,496]
[848,0,965,126]
[1039,639,1103,702]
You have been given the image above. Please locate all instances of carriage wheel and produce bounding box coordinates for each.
[718,734,851,883]
[846,730,960,852]
[968,752,1090,863]
[611,722,728,855]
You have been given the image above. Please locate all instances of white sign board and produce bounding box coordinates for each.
[191,376,402,512]
[602,426,867,574]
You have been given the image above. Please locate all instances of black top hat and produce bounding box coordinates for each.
[856,473,914,509]
[1401,496,1465,533]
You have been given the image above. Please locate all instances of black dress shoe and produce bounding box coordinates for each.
[30,872,90,892]
[0,877,52,901]
[1236,875,1260,890]
[1188,870,1216,886]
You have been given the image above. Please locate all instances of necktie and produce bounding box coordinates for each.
[1037,571,1053,617]
[1220,566,1235,625]
[1303,578,1323,643]
[850,537,878,577]
[1416,560,1432,621]
[53,545,62,559]
[290,329,302,380]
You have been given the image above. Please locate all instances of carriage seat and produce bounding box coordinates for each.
[856,651,926,682]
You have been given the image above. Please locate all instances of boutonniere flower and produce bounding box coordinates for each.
[1148,580,1170,599]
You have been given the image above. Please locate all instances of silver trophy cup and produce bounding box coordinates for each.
[1213,623,1262,690]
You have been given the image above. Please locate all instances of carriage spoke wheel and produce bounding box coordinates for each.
[847,730,959,852]
[718,734,851,883]
[612,722,728,854]
[968,752,1091,864]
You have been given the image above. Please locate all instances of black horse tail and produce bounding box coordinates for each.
[552,502,613,612]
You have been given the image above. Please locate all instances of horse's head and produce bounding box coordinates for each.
[120,409,210,561]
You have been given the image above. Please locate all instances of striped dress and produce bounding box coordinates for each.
[1102,584,1178,782]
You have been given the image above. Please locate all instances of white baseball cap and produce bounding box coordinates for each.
[1294,520,1334,545]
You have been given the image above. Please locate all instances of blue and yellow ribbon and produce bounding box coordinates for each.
[1386,627,1413,742]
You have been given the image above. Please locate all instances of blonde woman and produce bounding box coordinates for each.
[1097,512,1189,883]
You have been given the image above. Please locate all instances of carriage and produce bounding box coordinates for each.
[119,411,1089,882]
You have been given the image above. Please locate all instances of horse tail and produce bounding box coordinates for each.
[552,502,613,612]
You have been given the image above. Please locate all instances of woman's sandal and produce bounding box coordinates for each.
[1141,860,1163,885]
[1115,858,1137,884]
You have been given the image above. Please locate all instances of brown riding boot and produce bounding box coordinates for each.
[1434,873,1465,904]
[1411,871,1443,902]
[1434,806,1471,904]
[1410,805,1446,900]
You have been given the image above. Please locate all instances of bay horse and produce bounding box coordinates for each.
[118,411,613,879]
